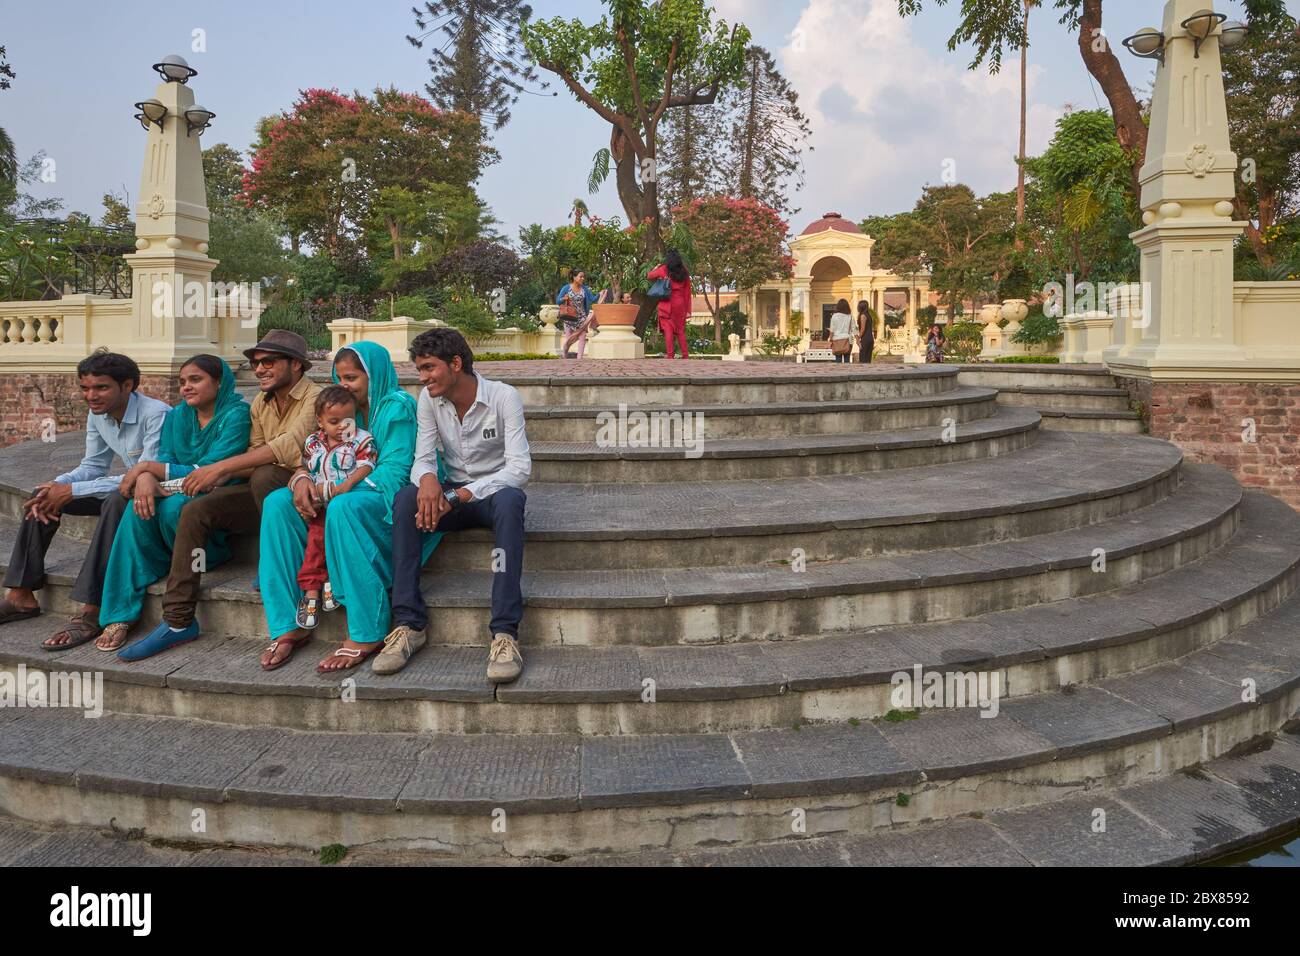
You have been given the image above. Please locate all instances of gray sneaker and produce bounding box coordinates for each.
[486,633,523,683]
[372,624,426,675]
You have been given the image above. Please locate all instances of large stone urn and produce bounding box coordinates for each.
[978,303,1004,361]
[587,302,645,359]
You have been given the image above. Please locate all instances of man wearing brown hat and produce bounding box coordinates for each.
[153,331,322,632]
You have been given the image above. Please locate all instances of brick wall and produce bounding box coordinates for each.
[0,373,179,449]
[1116,376,1300,511]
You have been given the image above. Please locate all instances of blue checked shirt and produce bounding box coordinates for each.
[55,392,171,499]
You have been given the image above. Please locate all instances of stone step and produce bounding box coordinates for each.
[6,727,1297,865]
[529,405,1042,482]
[2,589,1297,858]
[1035,409,1146,435]
[0,463,1242,647]
[522,386,999,442]
[993,387,1133,413]
[426,431,1182,569]
[0,431,1180,566]
[957,365,1119,391]
[4,490,1294,737]
[491,364,961,406]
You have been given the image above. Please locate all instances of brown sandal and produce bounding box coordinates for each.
[42,613,102,652]
[95,622,132,652]
[316,643,381,674]
[261,633,313,672]
[0,597,42,626]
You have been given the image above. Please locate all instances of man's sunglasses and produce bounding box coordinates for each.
[249,355,288,369]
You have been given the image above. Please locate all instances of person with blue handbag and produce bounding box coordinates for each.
[647,249,692,359]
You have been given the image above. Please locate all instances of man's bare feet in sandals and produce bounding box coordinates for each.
[95,622,132,652]
[42,607,102,651]
[260,628,312,671]
[317,638,380,673]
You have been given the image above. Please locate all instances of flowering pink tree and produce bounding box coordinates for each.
[242,87,486,256]
[673,195,794,345]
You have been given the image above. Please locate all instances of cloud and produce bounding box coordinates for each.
[777,0,1062,224]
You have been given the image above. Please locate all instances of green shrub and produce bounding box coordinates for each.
[500,311,541,333]
[994,355,1061,364]
[474,352,554,361]
[257,301,331,350]
[716,301,748,338]
[942,322,984,363]
[437,290,497,339]
[370,295,436,324]
[1011,313,1062,345]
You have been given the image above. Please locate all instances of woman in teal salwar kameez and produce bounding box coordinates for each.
[100,355,251,659]
[257,341,442,673]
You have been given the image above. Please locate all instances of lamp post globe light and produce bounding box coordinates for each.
[1123,4,1250,67]
[132,96,167,132]
[184,105,216,137]
[1181,8,1228,57]
[152,53,198,83]
[1122,27,1167,64]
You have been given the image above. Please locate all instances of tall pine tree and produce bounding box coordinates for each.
[658,68,726,214]
[408,1,542,131]
[719,46,811,219]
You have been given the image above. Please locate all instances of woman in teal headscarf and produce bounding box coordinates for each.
[257,341,443,672]
[100,354,251,659]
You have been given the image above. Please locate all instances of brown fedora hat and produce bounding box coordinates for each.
[244,329,313,371]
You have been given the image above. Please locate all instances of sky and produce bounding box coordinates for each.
[3,0,1294,243]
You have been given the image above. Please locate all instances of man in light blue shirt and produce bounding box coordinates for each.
[0,352,169,650]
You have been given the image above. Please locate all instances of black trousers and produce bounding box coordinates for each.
[4,492,129,606]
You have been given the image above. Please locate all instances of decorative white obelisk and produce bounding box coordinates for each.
[120,55,247,374]
[1103,0,1251,379]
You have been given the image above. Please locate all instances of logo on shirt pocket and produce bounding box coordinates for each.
[482,415,498,441]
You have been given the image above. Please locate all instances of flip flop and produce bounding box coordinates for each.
[0,598,42,625]
[42,613,102,652]
[316,644,381,674]
[261,633,313,672]
[95,622,133,652]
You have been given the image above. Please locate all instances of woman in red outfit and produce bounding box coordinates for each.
[647,249,692,360]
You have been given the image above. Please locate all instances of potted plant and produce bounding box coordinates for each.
[563,216,645,327]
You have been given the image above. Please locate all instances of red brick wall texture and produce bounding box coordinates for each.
[1118,377,1300,511]
[0,373,180,449]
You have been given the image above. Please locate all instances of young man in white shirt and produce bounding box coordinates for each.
[377,328,531,681]
[0,351,169,650]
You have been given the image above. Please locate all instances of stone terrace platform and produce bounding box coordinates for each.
[1,361,1297,864]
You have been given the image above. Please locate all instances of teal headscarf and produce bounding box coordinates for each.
[332,342,418,520]
[160,356,251,477]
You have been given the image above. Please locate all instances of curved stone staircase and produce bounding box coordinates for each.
[1,362,1298,864]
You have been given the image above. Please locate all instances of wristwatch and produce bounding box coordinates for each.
[443,488,461,510]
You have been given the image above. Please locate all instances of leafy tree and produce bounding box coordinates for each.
[0,45,16,206]
[657,64,725,212]
[900,0,1294,204]
[243,87,488,257]
[871,184,1015,318]
[368,182,491,293]
[408,1,543,131]
[433,238,524,297]
[521,0,751,253]
[717,45,812,219]
[1224,10,1300,268]
[1021,108,1137,285]
[202,143,290,285]
[672,195,794,345]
